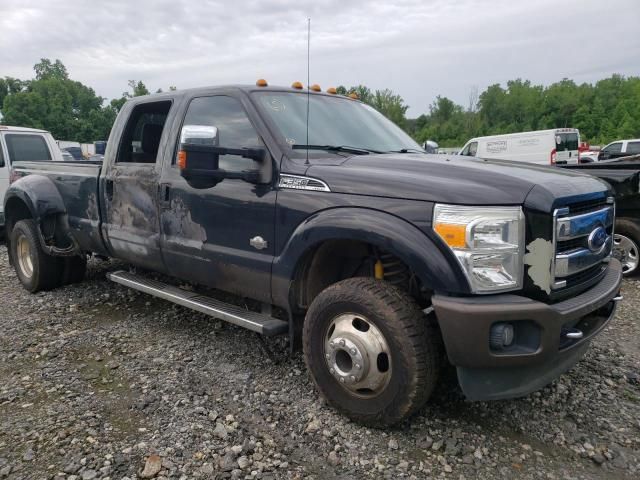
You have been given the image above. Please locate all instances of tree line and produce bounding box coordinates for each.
[1,59,639,147]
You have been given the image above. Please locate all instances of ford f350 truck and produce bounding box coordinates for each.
[3,82,623,426]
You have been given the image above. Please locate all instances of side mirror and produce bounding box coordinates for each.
[423,140,439,154]
[178,124,269,188]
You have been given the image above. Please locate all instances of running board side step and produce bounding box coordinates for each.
[107,270,288,336]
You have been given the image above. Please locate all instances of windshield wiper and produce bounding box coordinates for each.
[387,148,426,154]
[292,144,382,155]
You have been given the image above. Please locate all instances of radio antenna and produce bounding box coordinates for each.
[305,17,311,165]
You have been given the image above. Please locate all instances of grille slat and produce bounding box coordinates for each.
[552,199,613,290]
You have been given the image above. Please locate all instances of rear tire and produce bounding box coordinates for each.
[614,218,640,276]
[303,277,440,427]
[9,219,63,292]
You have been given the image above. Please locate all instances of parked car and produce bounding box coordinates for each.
[459,128,580,165]
[0,126,62,231]
[3,84,622,426]
[562,155,640,275]
[598,139,640,161]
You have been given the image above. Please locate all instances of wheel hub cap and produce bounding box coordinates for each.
[613,234,639,274]
[324,313,391,397]
[17,234,34,278]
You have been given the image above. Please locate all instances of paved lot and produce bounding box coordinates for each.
[0,246,638,479]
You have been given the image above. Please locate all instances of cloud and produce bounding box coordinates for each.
[1,0,638,115]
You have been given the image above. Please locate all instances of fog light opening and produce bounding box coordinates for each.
[490,322,515,350]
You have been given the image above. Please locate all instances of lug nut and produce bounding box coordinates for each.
[329,342,335,349]
[339,378,345,383]
[325,354,330,359]
[339,339,346,346]
[355,364,361,370]
[350,375,356,382]
[350,348,356,355]
[329,368,335,374]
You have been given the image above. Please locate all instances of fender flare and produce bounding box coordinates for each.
[4,174,67,223]
[271,207,470,309]
[4,174,77,255]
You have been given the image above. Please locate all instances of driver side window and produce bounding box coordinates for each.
[604,142,622,154]
[181,96,261,171]
[461,142,477,156]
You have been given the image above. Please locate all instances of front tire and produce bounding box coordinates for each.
[614,218,640,276]
[303,278,440,427]
[9,219,63,292]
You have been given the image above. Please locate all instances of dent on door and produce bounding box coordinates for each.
[105,166,162,262]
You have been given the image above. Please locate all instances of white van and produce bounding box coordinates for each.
[0,126,62,229]
[458,128,580,165]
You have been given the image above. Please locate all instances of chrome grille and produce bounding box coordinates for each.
[551,198,614,290]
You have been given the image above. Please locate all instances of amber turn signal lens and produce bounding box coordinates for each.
[177,150,187,169]
[256,79,268,87]
[326,87,337,94]
[310,84,321,92]
[434,223,467,248]
[291,81,303,89]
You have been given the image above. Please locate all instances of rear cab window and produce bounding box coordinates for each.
[4,134,52,162]
[626,141,640,155]
[116,101,172,164]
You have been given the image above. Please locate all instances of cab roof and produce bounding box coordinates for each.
[0,125,49,134]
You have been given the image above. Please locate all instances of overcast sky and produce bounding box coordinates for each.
[1,0,639,116]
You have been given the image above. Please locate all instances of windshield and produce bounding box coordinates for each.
[556,132,579,151]
[253,92,422,154]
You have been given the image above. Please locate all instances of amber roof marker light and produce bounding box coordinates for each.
[292,81,303,89]
[349,92,359,99]
[326,87,337,94]
[256,79,268,87]
[310,84,321,92]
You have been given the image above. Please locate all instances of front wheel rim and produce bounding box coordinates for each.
[16,234,34,279]
[323,313,392,398]
[613,234,639,274]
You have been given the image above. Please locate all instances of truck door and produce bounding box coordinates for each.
[158,94,276,303]
[101,100,172,272]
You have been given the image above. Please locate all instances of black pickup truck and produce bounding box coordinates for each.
[563,156,640,276]
[3,83,623,426]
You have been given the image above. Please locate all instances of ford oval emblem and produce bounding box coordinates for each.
[587,226,607,252]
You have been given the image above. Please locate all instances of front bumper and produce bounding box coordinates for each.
[432,259,622,400]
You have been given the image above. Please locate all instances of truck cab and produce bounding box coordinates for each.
[3,84,622,426]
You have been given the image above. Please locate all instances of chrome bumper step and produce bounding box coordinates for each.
[107,270,288,336]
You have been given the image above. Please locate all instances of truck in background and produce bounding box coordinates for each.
[0,126,62,230]
[458,128,580,165]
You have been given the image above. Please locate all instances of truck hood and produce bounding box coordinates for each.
[305,154,611,210]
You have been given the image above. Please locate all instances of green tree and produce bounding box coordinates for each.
[370,89,409,128]
[1,59,115,141]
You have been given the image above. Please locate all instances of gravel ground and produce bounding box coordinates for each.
[0,245,639,480]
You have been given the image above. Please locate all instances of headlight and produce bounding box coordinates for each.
[433,204,524,293]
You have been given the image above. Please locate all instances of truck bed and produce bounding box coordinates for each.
[11,160,107,255]
[561,155,640,216]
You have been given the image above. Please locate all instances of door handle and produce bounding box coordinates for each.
[159,183,171,207]
[105,178,114,201]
